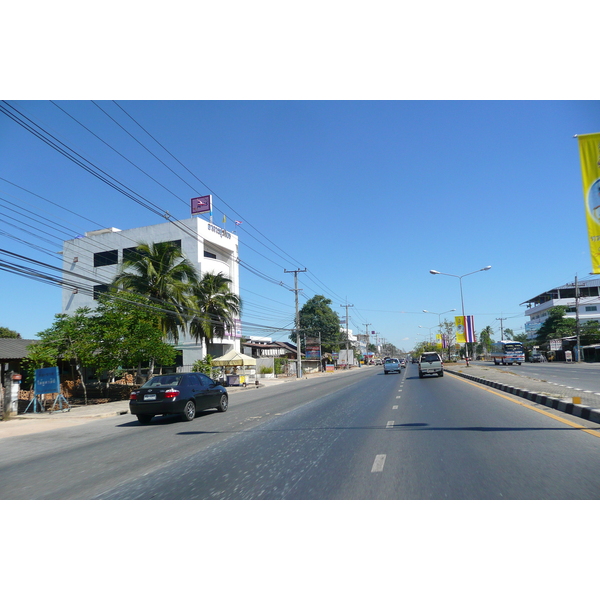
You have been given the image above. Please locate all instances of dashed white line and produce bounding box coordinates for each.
[392,405,398,410]
[371,454,386,472]
[386,421,394,428]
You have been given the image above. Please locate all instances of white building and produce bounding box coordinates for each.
[522,278,600,340]
[61,217,241,367]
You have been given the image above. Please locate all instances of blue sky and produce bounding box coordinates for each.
[1,100,599,349]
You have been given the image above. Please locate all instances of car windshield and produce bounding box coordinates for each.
[142,375,182,388]
[386,359,398,363]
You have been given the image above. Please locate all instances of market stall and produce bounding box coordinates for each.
[212,350,257,386]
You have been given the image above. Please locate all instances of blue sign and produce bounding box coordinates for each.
[34,367,60,395]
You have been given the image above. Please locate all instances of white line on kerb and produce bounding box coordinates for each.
[371,454,386,472]
[386,421,394,428]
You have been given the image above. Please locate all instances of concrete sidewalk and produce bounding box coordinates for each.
[0,368,358,439]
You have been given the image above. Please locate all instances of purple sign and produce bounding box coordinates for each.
[191,195,212,215]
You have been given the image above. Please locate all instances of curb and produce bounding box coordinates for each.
[447,369,600,425]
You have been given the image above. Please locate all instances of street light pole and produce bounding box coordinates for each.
[429,266,491,365]
[423,309,456,360]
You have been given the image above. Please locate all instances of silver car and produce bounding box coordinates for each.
[384,358,401,374]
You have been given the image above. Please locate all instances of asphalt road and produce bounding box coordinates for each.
[3,364,600,499]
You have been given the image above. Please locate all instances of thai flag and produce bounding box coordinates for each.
[235,220,243,226]
[465,316,476,343]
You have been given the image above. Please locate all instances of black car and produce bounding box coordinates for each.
[129,372,229,424]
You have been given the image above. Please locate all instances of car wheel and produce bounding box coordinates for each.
[419,371,424,378]
[137,414,153,425]
[216,394,228,412]
[182,400,196,421]
[438,371,444,377]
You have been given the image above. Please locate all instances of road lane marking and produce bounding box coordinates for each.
[393,405,398,410]
[447,372,600,439]
[386,421,394,428]
[371,454,386,472]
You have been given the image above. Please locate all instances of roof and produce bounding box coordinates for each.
[522,278,600,306]
[0,338,37,360]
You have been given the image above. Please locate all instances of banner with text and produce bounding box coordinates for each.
[578,133,600,273]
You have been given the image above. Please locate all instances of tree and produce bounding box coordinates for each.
[91,293,178,385]
[535,306,576,344]
[290,295,341,353]
[0,326,21,338]
[111,241,200,343]
[32,309,96,404]
[189,272,242,349]
[478,325,495,358]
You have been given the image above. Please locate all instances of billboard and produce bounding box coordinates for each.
[191,195,212,215]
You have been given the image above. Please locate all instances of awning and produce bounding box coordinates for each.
[212,350,257,366]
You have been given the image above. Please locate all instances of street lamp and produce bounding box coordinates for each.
[418,325,437,343]
[423,308,456,327]
[429,266,491,364]
[423,309,456,359]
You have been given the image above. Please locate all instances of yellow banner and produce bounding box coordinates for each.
[578,133,600,273]
[455,316,466,343]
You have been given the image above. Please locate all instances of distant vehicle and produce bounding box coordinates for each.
[529,353,545,363]
[129,372,229,424]
[491,340,525,365]
[418,352,444,378]
[375,359,383,365]
[384,358,401,374]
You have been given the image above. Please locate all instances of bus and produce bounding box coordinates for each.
[490,340,525,365]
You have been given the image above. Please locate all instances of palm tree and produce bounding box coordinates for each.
[189,272,242,349]
[479,325,495,358]
[111,241,200,343]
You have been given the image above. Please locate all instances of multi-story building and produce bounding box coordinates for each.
[522,278,600,340]
[61,217,241,368]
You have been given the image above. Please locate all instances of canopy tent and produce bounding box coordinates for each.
[212,350,256,367]
[212,350,256,386]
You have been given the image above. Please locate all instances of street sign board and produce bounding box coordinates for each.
[34,367,60,395]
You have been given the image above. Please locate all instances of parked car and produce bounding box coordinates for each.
[418,352,444,378]
[129,372,229,424]
[384,358,401,374]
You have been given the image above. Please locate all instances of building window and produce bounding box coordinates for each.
[585,305,598,312]
[94,250,118,267]
[204,250,217,259]
[123,247,142,262]
[93,284,109,300]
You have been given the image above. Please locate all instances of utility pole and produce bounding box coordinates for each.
[496,316,507,340]
[285,268,307,378]
[340,303,353,368]
[364,323,371,363]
